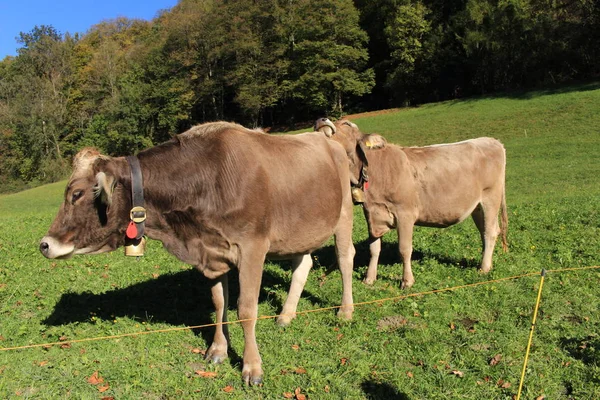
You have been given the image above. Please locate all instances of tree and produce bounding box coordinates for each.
[1,26,75,181]
[286,0,374,116]
[221,0,290,126]
[384,0,434,104]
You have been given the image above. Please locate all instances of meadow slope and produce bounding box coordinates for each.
[1,82,599,399]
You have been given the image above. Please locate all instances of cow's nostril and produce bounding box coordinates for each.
[40,242,49,253]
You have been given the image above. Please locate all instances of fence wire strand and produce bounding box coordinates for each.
[1,265,598,353]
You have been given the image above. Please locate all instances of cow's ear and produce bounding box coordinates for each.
[363,134,387,149]
[94,172,116,206]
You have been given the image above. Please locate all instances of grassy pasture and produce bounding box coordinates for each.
[1,82,599,399]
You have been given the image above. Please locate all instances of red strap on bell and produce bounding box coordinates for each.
[364,181,370,190]
[126,221,138,239]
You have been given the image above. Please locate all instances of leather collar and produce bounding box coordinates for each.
[127,156,146,239]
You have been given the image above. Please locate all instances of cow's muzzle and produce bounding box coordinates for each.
[39,236,75,259]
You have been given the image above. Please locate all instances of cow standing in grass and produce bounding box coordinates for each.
[316,118,507,289]
[40,121,356,385]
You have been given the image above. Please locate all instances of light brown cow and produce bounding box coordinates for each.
[40,121,355,385]
[315,118,507,289]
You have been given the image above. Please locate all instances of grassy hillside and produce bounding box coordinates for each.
[1,83,599,399]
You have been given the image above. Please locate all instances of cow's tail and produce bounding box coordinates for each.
[500,182,508,253]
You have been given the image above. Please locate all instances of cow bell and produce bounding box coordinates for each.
[351,187,365,204]
[124,236,146,257]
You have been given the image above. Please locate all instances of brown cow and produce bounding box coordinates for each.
[40,121,355,385]
[315,118,507,289]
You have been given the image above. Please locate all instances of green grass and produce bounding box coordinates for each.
[1,82,599,399]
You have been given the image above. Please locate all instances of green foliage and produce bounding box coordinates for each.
[1,85,599,398]
[1,0,600,189]
[286,0,374,116]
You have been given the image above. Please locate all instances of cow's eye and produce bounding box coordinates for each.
[71,190,84,204]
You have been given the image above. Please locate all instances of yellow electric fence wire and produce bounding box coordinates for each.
[0,265,597,354]
[516,269,547,400]
[0,271,539,352]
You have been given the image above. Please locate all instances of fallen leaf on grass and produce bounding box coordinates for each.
[283,392,294,399]
[535,396,546,400]
[222,385,234,393]
[497,379,511,388]
[490,354,502,366]
[195,370,218,378]
[406,371,414,378]
[101,397,115,400]
[295,387,306,400]
[295,367,307,374]
[340,358,348,365]
[98,384,110,393]
[38,361,49,367]
[87,371,104,385]
[191,348,205,355]
[450,370,464,378]
[291,344,300,351]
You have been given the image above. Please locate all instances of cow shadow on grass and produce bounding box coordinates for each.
[44,268,240,360]
[345,238,481,278]
[361,380,410,399]
[43,261,339,366]
[560,335,600,366]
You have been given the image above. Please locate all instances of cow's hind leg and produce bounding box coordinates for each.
[205,274,230,364]
[277,254,313,327]
[238,241,269,385]
[471,200,500,274]
[364,236,381,285]
[397,216,415,289]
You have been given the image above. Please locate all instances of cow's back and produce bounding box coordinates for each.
[403,137,505,225]
[244,131,347,256]
[363,137,505,228]
[165,127,347,258]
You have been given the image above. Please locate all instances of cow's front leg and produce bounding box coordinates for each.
[364,236,381,285]
[238,243,268,385]
[277,254,312,327]
[205,274,229,364]
[334,198,356,320]
[397,221,415,289]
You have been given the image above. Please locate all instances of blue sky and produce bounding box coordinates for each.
[0,0,178,59]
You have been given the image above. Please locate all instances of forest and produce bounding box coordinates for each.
[1,0,598,191]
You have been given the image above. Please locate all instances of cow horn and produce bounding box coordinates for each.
[314,118,336,138]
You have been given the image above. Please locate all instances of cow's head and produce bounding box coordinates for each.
[314,118,386,185]
[39,148,130,259]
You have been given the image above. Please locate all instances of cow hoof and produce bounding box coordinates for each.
[363,277,376,285]
[276,313,295,327]
[242,366,263,386]
[337,308,354,321]
[205,346,228,364]
[479,266,491,274]
[400,280,414,290]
